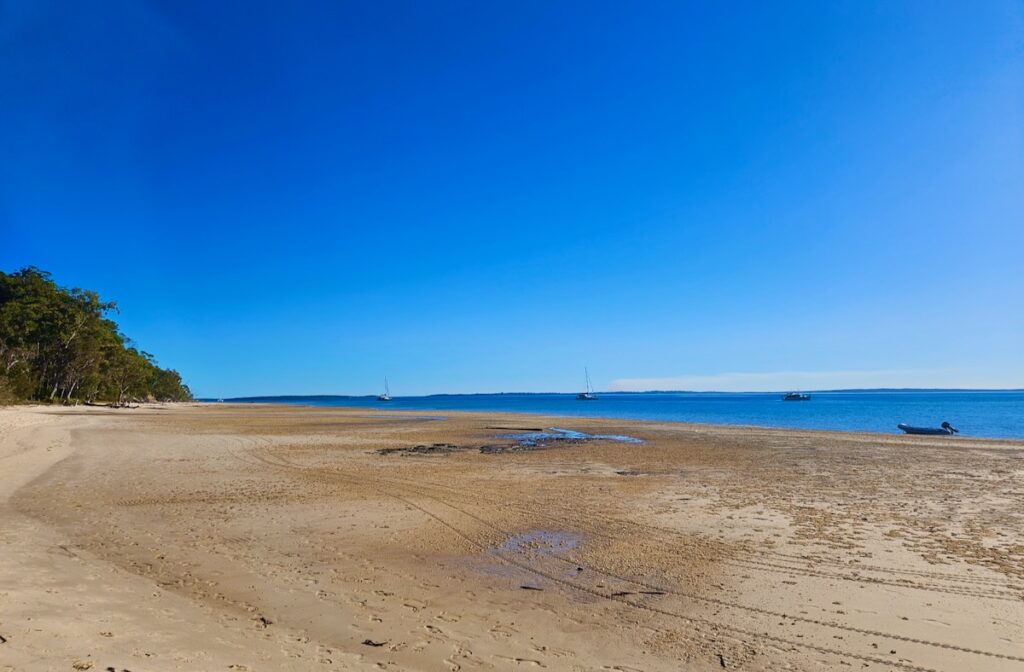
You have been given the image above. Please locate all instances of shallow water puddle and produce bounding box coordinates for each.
[466,529,586,589]
[493,427,643,449]
[496,529,582,556]
[379,426,643,457]
[467,529,660,601]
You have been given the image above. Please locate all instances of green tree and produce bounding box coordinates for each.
[0,267,192,404]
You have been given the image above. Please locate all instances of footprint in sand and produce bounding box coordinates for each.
[495,655,546,667]
[424,623,447,638]
[532,644,573,658]
[488,623,517,639]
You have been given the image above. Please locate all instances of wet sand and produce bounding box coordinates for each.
[1,403,1022,671]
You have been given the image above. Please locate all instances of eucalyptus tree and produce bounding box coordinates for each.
[0,267,191,404]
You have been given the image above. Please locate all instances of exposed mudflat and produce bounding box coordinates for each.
[2,404,1022,671]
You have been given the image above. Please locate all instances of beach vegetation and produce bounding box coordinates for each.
[0,267,191,405]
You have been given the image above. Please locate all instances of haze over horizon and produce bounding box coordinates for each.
[3,2,1022,398]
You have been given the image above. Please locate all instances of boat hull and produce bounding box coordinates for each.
[897,423,955,435]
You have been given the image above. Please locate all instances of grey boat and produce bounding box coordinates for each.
[897,421,958,436]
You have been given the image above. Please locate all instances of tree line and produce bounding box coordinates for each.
[0,267,192,405]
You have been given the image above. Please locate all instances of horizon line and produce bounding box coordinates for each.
[205,387,1024,400]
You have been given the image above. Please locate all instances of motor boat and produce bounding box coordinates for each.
[897,421,958,435]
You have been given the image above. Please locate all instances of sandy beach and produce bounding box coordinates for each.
[1,404,1022,672]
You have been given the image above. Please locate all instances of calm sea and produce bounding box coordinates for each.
[213,391,1024,440]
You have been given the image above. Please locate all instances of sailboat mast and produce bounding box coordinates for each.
[577,367,598,400]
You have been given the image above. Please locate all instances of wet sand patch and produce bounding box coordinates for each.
[377,427,644,456]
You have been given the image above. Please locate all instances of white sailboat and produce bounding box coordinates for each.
[377,377,391,401]
[576,367,598,400]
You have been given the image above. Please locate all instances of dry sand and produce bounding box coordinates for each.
[1,403,1022,671]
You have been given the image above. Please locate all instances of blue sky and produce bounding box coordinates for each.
[2,1,1022,396]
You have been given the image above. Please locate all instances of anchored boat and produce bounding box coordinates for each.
[377,377,391,401]
[576,367,598,400]
[782,392,811,401]
[898,422,958,436]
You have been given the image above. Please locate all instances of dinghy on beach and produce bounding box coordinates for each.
[897,421,958,435]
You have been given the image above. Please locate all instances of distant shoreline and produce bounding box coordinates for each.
[207,388,1024,402]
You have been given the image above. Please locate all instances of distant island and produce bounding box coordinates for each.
[0,267,192,405]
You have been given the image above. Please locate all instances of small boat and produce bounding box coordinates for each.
[576,367,598,400]
[377,377,391,401]
[782,392,811,401]
[898,422,958,436]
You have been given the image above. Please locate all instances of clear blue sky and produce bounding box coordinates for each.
[2,2,1022,396]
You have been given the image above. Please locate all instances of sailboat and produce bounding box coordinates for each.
[576,368,598,400]
[377,377,391,401]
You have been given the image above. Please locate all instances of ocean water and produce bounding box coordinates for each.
[215,391,1024,440]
